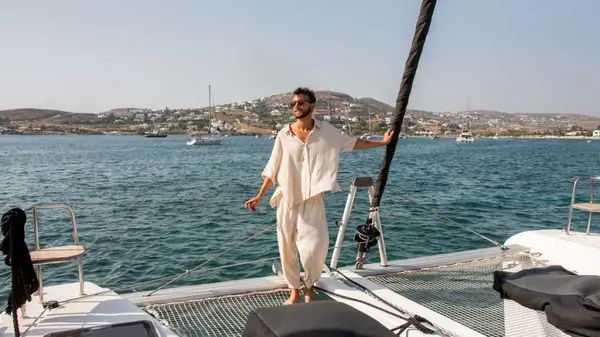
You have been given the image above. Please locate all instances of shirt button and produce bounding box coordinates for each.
[300,156,305,161]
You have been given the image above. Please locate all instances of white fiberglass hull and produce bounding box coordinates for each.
[187,136,223,145]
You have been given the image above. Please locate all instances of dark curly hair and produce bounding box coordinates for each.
[293,87,316,104]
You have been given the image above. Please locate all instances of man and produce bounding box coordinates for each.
[245,87,393,305]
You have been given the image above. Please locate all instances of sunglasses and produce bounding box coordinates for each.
[289,100,311,108]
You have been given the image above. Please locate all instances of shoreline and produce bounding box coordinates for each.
[1,133,598,140]
[409,135,599,140]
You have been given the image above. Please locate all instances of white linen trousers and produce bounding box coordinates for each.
[275,193,328,289]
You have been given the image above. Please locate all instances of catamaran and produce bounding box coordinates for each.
[3,1,600,336]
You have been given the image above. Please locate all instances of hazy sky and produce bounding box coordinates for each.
[1,1,598,115]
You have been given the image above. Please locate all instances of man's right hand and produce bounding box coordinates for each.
[245,195,263,212]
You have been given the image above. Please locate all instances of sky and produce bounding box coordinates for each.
[1,0,599,116]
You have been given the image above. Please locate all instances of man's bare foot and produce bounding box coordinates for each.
[283,289,301,305]
[304,287,316,303]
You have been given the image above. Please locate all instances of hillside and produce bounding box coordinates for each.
[227,91,600,135]
[0,108,71,121]
[100,108,149,117]
[260,90,394,117]
[357,97,394,112]
[1,91,599,137]
[0,108,99,123]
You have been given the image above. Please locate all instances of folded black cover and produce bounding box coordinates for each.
[493,265,600,337]
[241,301,396,337]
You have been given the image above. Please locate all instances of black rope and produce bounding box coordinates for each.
[358,0,438,266]
[1,208,40,337]
[327,267,438,335]
[314,285,437,335]
[313,285,408,321]
[391,315,436,335]
[371,0,437,209]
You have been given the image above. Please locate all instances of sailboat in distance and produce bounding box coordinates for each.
[187,85,224,145]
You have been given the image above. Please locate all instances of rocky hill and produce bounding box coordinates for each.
[258,90,393,118]
[250,91,600,130]
[0,108,99,123]
[2,91,599,136]
[99,108,141,117]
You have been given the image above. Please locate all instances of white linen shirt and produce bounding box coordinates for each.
[261,119,357,208]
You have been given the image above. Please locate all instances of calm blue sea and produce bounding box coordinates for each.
[0,135,598,298]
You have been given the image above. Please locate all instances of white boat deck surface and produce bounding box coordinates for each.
[506,229,600,275]
[0,282,178,337]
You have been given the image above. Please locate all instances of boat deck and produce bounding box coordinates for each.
[127,240,573,337]
[363,251,558,337]
[143,288,330,337]
[0,282,179,337]
[0,254,567,337]
[4,229,593,337]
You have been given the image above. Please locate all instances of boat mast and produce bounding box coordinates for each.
[346,112,351,135]
[208,85,212,136]
[368,107,372,135]
[327,90,332,121]
[371,0,437,209]
[466,94,470,131]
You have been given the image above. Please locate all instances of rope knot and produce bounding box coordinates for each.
[392,314,436,335]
